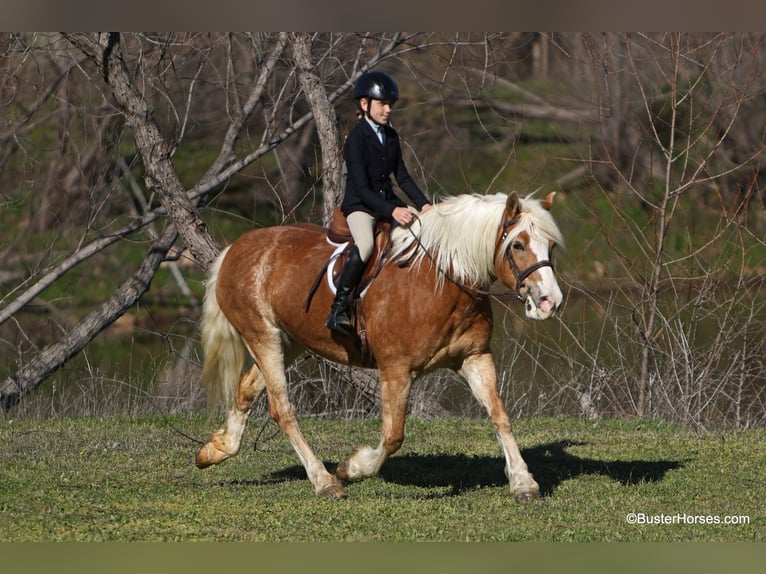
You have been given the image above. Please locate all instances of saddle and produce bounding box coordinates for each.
[326,207,391,291]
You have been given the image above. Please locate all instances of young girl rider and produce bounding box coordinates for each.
[326,71,432,336]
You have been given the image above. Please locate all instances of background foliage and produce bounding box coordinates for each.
[1,33,764,428]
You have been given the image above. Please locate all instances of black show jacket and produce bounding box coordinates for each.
[341,119,429,220]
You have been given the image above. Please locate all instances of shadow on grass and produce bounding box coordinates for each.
[228,440,684,498]
[527,440,684,498]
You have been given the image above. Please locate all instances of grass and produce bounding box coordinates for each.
[1,415,763,542]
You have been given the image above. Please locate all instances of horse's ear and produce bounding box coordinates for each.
[541,191,556,211]
[505,191,520,218]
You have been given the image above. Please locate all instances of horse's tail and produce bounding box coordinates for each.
[200,246,245,413]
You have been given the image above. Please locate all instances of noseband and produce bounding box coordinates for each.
[501,218,554,302]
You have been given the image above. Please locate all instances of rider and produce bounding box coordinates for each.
[326,71,432,336]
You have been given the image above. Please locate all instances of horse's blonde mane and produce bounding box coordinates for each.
[390,192,563,289]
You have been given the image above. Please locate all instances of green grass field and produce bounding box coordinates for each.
[1,415,763,542]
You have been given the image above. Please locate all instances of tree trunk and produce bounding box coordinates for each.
[62,33,221,270]
[292,33,344,224]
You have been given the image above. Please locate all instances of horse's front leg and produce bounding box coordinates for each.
[459,353,540,503]
[336,368,412,482]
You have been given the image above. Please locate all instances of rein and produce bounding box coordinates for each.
[405,214,553,302]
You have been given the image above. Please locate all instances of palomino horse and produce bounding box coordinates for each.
[196,191,564,502]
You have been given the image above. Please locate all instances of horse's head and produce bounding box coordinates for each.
[494,192,563,320]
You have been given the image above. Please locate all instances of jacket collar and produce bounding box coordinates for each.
[363,117,388,147]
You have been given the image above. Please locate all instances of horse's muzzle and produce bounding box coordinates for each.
[524,293,559,320]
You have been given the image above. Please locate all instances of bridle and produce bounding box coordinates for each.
[500,218,554,302]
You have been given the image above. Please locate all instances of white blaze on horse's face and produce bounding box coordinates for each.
[495,192,564,321]
[522,236,563,320]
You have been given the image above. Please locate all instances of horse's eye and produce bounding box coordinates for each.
[512,241,525,252]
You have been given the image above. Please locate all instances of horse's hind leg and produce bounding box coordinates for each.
[257,341,347,499]
[460,353,540,503]
[196,364,265,468]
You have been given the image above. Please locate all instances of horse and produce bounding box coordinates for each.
[195,191,564,502]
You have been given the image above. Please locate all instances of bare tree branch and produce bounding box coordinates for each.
[0,224,178,409]
[202,32,289,183]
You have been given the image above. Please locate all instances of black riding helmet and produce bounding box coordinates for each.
[353,71,399,102]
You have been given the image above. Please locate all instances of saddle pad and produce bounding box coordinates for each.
[325,241,373,298]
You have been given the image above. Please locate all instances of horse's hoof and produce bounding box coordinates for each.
[318,482,348,500]
[335,460,350,482]
[196,444,215,468]
[514,490,541,504]
[195,442,229,469]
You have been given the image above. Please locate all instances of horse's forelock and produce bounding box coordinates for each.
[500,196,565,254]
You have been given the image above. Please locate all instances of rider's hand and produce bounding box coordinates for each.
[392,206,414,226]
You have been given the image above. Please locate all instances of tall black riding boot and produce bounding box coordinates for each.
[325,245,366,336]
